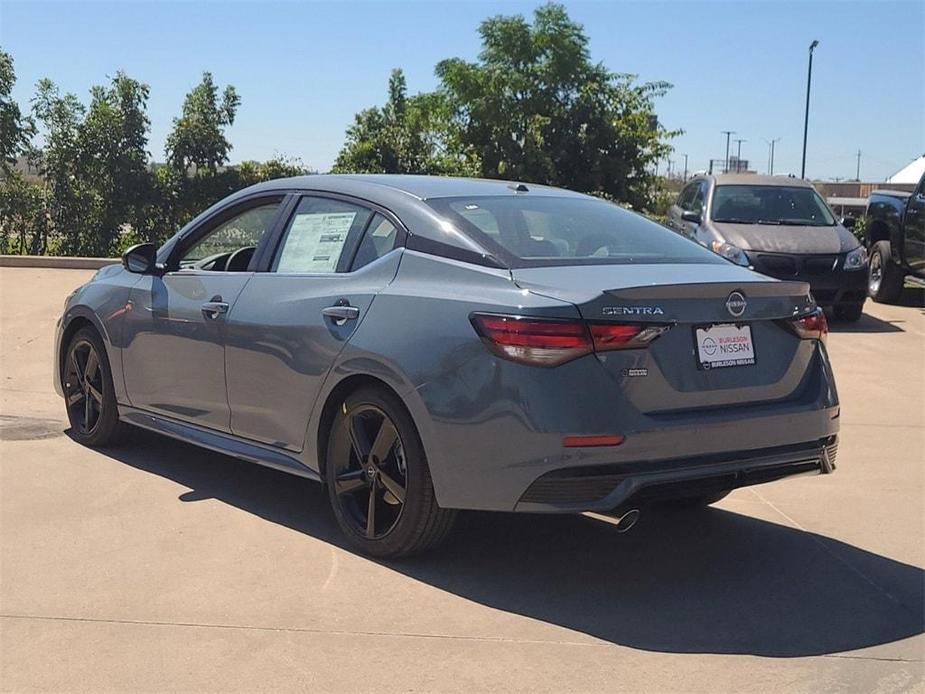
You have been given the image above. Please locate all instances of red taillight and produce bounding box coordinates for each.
[789,308,828,343]
[589,323,669,351]
[470,314,592,366]
[470,313,669,367]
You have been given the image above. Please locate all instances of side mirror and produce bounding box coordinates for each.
[840,216,857,229]
[681,210,702,224]
[122,243,158,274]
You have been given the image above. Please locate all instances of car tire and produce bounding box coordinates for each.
[63,327,131,447]
[867,241,904,304]
[325,386,456,558]
[833,303,864,322]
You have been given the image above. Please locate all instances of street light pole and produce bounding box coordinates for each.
[733,138,746,172]
[801,40,819,179]
[765,137,781,175]
[721,130,735,173]
[682,153,689,181]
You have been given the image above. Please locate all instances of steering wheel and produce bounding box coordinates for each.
[226,246,256,272]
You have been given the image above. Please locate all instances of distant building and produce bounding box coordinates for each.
[726,156,756,174]
[886,154,925,185]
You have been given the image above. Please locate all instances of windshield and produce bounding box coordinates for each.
[710,185,835,226]
[424,195,724,267]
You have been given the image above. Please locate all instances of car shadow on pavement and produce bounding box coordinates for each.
[827,311,904,333]
[96,428,924,659]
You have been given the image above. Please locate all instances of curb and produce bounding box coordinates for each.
[0,255,119,270]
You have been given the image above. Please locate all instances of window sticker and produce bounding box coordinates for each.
[276,212,356,273]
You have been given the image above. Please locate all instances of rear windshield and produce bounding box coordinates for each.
[711,185,835,226]
[424,196,724,267]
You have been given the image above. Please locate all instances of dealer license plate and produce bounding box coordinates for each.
[695,324,756,369]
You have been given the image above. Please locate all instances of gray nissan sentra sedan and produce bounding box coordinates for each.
[55,175,839,556]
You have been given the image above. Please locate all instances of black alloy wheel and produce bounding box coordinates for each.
[64,337,105,436]
[325,387,456,557]
[63,327,130,447]
[331,403,408,540]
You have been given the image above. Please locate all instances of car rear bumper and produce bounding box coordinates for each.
[515,436,837,513]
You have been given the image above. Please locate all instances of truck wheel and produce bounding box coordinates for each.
[867,241,904,304]
[833,303,864,322]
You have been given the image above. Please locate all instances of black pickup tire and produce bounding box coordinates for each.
[833,303,864,322]
[867,241,904,304]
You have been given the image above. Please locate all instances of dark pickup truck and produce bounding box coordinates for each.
[864,171,925,303]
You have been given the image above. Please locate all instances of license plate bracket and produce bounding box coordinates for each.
[694,323,756,370]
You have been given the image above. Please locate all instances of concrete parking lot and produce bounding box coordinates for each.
[1,266,923,692]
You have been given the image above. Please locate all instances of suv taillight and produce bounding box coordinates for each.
[470,313,669,367]
[787,308,828,343]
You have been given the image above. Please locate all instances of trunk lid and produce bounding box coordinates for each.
[512,263,818,414]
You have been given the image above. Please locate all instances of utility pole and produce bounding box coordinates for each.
[855,149,862,181]
[801,40,819,179]
[766,137,781,175]
[733,139,746,172]
[682,153,689,181]
[721,131,735,173]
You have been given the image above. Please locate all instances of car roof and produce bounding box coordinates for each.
[242,174,591,201]
[703,174,815,188]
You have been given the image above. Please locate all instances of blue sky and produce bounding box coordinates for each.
[2,0,922,180]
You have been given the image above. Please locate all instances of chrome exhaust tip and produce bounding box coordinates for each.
[584,508,641,533]
[613,508,641,533]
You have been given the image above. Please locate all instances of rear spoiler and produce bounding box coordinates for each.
[605,281,811,301]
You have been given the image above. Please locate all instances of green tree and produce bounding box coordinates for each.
[436,3,677,210]
[0,49,36,175]
[0,48,45,254]
[165,72,240,174]
[333,69,473,176]
[31,79,90,255]
[78,72,152,254]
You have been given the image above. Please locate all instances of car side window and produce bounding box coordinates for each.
[180,202,281,271]
[350,214,398,271]
[272,197,372,274]
[677,183,697,211]
[690,182,708,214]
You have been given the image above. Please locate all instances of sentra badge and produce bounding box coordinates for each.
[603,306,664,316]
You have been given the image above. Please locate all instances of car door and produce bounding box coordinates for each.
[667,182,696,232]
[121,196,286,431]
[223,194,404,452]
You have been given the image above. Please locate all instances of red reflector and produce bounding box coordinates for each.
[563,435,626,448]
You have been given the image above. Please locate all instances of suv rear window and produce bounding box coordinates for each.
[425,195,723,267]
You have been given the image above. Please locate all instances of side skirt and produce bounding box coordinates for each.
[118,406,321,481]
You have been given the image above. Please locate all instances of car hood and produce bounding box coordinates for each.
[710,222,858,254]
